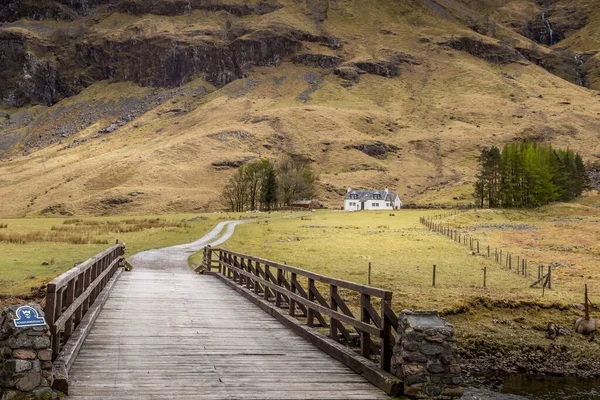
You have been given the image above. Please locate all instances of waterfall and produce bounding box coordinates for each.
[541,13,554,46]
[574,54,585,86]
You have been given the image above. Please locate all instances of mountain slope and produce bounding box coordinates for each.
[1,0,599,217]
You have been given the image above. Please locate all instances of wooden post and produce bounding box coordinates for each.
[307,278,315,327]
[548,265,552,289]
[275,268,283,306]
[289,272,297,317]
[487,245,490,258]
[477,240,480,254]
[509,254,512,270]
[483,267,487,288]
[360,294,371,359]
[538,264,542,280]
[368,262,372,286]
[585,284,590,320]
[381,299,392,372]
[263,264,270,300]
[330,285,339,340]
[432,265,436,287]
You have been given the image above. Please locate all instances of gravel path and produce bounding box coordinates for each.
[127,220,244,271]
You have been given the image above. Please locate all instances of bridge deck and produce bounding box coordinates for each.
[67,263,389,399]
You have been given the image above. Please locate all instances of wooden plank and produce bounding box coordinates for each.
[214,273,402,396]
[67,261,391,400]
[53,257,123,329]
[228,263,381,337]
[49,244,124,289]
[53,267,124,394]
[213,251,392,299]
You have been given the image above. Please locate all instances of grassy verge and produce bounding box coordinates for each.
[0,213,248,297]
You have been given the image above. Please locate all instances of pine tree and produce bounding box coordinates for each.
[474,140,586,208]
[260,163,278,210]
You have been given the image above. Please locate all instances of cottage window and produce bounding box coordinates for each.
[373,194,381,200]
[373,203,379,207]
[387,202,391,207]
[350,194,358,199]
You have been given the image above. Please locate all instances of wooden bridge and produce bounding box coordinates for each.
[44,237,401,399]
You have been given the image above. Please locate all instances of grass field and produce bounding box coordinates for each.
[189,197,600,361]
[195,208,588,311]
[0,212,249,297]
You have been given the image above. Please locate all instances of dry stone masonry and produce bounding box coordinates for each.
[0,304,57,400]
[392,310,462,399]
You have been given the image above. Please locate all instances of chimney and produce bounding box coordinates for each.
[347,187,352,193]
[384,187,389,194]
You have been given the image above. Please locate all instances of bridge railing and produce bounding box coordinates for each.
[45,244,125,362]
[203,246,398,372]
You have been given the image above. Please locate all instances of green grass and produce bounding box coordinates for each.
[0,213,248,296]
[193,209,550,312]
[190,202,600,362]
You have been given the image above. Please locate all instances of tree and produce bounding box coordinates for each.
[260,163,278,210]
[221,155,316,211]
[474,140,587,208]
[276,155,316,206]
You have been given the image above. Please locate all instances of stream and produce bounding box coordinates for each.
[541,13,554,46]
[464,376,600,399]
[574,54,586,86]
[501,375,600,399]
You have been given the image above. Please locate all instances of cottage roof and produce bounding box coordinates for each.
[345,189,400,202]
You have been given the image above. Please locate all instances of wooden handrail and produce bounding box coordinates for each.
[204,246,396,372]
[212,248,392,299]
[45,244,125,360]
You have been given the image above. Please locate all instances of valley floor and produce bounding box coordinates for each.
[2,198,600,392]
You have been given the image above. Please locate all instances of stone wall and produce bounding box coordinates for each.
[0,304,57,400]
[391,309,462,399]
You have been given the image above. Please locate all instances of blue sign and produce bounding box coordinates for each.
[13,306,46,328]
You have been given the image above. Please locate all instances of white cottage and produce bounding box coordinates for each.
[344,188,402,211]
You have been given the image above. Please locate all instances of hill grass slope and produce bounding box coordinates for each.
[1,0,600,217]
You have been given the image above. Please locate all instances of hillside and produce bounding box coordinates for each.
[1,0,600,217]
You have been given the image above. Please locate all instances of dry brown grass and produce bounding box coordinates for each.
[1,0,600,218]
[0,231,109,245]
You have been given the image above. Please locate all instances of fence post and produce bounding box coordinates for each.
[432,265,437,287]
[585,284,589,320]
[483,267,487,288]
[548,265,552,289]
[368,262,372,286]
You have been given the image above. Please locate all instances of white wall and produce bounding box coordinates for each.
[345,197,402,210]
[395,197,403,209]
[364,200,393,210]
[344,200,361,211]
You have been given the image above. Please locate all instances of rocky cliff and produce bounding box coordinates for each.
[0,0,599,216]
